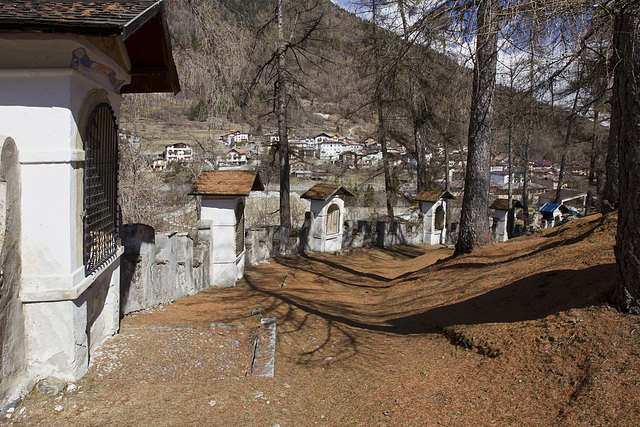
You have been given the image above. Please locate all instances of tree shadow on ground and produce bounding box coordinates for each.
[271,245,440,286]
[388,264,616,333]
[440,216,606,272]
[245,263,616,335]
[242,262,615,367]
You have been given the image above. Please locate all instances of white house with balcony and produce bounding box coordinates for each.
[0,0,179,405]
[319,140,345,162]
[220,130,249,146]
[165,142,193,163]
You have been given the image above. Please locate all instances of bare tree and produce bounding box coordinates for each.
[249,0,323,229]
[276,0,291,229]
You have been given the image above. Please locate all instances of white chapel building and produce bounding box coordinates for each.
[0,0,179,404]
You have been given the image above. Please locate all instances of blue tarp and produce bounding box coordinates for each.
[540,203,561,220]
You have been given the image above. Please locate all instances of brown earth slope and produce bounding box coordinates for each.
[8,213,640,426]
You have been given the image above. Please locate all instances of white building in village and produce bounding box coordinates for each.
[165,142,193,163]
[319,140,345,161]
[220,130,249,146]
[0,0,179,406]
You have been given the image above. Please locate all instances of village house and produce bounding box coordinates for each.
[164,142,193,163]
[219,147,249,167]
[0,0,179,405]
[220,130,249,146]
[291,160,313,178]
[151,158,168,171]
[319,140,345,162]
[313,132,332,145]
[340,150,360,168]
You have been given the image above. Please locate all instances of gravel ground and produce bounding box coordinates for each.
[6,213,640,426]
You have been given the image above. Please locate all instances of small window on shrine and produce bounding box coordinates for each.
[235,201,245,256]
[325,203,340,235]
[434,204,445,231]
[83,103,119,275]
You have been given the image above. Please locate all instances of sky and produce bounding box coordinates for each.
[331,0,355,12]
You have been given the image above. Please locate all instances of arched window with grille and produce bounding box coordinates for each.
[325,203,341,235]
[83,102,119,275]
[235,201,245,256]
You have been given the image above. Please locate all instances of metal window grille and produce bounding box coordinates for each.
[83,103,119,275]
[235,202,244,256]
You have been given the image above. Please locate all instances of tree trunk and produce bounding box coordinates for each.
[444,130,450,193]
[277,0,291,229]
[507,121,515,238]
[589,109,599,186]
[555,87,580,204]
[371,0,395,220]
[412,86,428,193]
[454,0,498,255]
[613,3,640,313]
[603,103,620,210]
[379,104,395,220]
[397,0,428,193]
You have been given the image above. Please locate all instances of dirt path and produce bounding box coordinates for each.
[8,214,640,426]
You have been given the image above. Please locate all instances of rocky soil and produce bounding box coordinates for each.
[6,212,640,426]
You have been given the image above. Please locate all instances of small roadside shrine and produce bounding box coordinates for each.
[540,203,568,228]
[301,184,355,253]
[190,171,264,287]
[490,198,524,242]
[0,0,179,395]
[414,190,455,245]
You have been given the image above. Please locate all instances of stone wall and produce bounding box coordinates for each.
[0,137,28,408]
[121,209,439,313]
[120,225,208,316]
[245,216,426,266]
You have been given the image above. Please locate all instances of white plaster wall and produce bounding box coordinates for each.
[23,299,87,381]
[308,197,345,252]
[0,35,128,384]
[201,197,246,287]
[493,210,508,242]
[422,200,447,245]
[1,48,124,285]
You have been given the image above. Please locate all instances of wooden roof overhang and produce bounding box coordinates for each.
[0,0,180,94]
[189,171,264,197]
[489,198,524,211]
[413,190,455,203]
[300,184,355,201]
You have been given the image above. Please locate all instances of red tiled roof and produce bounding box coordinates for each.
[0,0,180,94]
[300,184,355,201]
[189,171,264,196]
[414,190,455,203]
